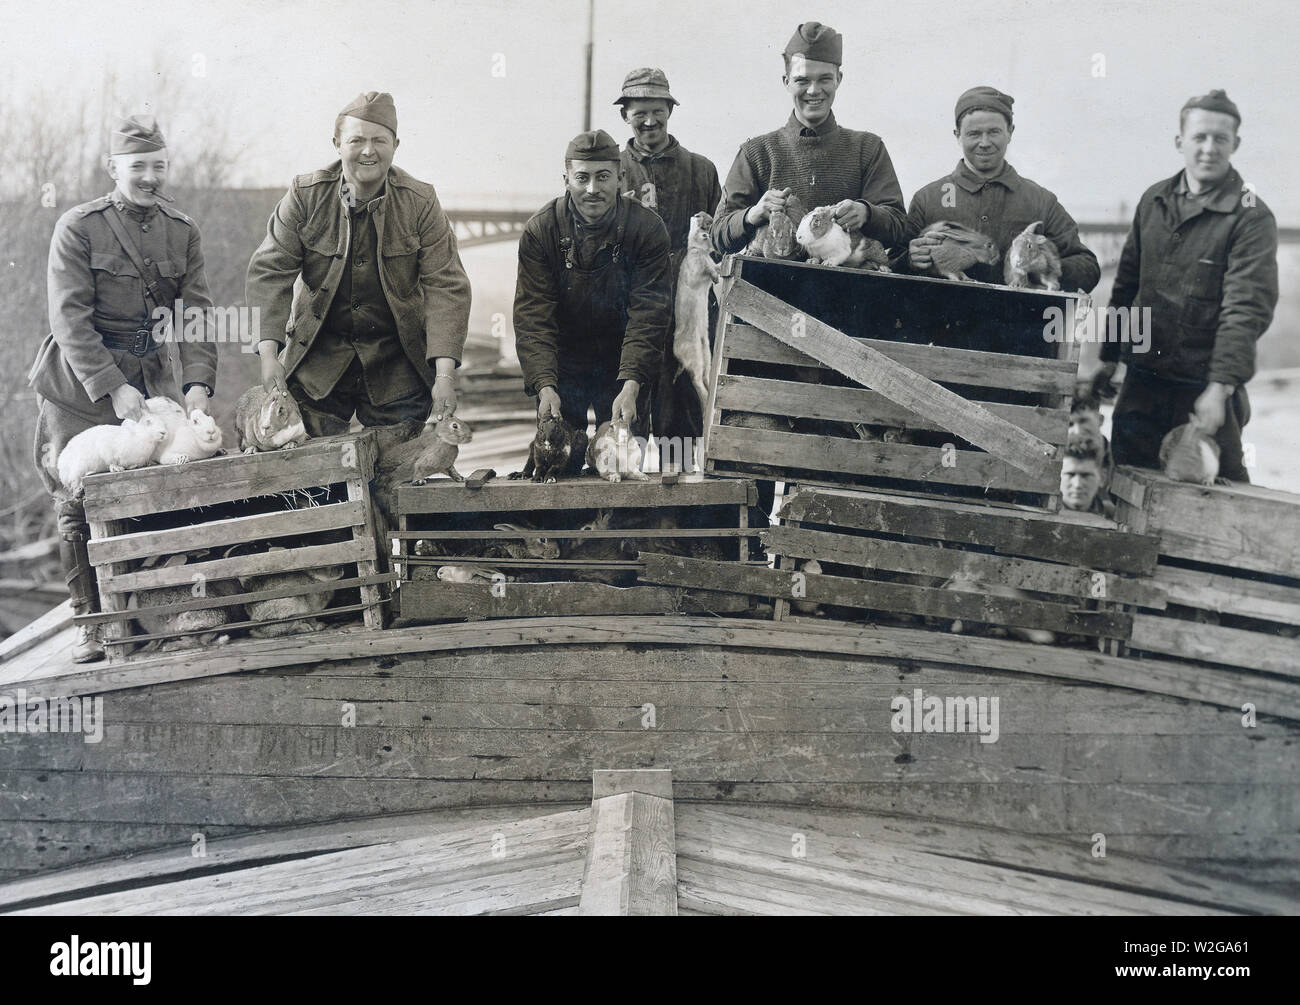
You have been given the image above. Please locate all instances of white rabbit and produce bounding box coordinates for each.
[58,414,167,495]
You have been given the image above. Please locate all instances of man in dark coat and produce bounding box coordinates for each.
[28,115,218,662]
[247,91,471,435]
[616,67,722,461]
[1086,90,1278,482]
[514,129,672,440]
[904,86,1100,293]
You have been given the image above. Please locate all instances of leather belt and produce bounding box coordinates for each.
[98,328,157,357]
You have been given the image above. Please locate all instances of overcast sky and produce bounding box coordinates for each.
[5,0,1298,222]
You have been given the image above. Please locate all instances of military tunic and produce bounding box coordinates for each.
[29,192,218,502]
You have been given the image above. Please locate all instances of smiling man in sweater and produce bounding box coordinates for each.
[711,21,906,256]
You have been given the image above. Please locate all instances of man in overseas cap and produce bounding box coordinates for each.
[712,21,907,255]
[514,129,672,441]
[615,67,722,465]
[247,90,471,437]
[27,113,219,663]
[904,85,1100,291]
[1085,89,1278,482]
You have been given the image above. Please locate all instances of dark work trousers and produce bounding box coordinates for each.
[1111,366,1251,482]
[557,354,652,441]
[289,354,433,438]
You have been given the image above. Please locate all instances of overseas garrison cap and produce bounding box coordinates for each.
[1182,88,1241,124]
[110,115,166,155]
[565,129,621,163]
[337,91,398,138]
[614,67,678,106]
[955,86,1014,127]
[783,22,842,66]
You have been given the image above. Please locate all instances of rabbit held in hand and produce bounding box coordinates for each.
[796,205,890,271]
[412,416,474,484]
[922,221,1001,282]
[235,385,309,453]
[1004,221,1062,290]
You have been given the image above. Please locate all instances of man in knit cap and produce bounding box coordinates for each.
[514,129,672,441]
[28,114,219,662]
[616,68,722,462]
[247,91,471,436]
[904,86,1100,292]
[711,21,906,255]
[1083,90,1277,482]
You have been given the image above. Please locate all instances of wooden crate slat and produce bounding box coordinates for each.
[100,539,372,595]
[781,488,1159,575]
[391,527,753,542]
[1147,564,1300,626]
[76,574,396,626]
[1112,466,1300,577]
[101,603,375,646]
[763,525,1158,608]
[398,581,750,620]
[87,500,368,565]
[639,553,1131,639]
[724,281,1059,478]
[720,322,1075,395]
[709,426,1060,495]
[396,475,753,515]
[82,433,376,522]
[715,373,1070,446]
[1129,614,1300,677]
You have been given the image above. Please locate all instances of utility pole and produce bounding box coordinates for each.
[583,0,594,131]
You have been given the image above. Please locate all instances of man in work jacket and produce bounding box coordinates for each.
[1089,89,1278,482]
[514,129,672,440]
[247,91,471,435]
[617,67,722,458]
[904,86,1100,293]
[28,115,218,663]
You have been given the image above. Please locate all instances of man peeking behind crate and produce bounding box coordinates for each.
[903,86,1100,292]
[1082,90,1278,483]
[28,115,219,664]
[246,91,471,436]
[513,129,672,438]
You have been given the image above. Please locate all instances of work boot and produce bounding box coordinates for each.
[60,535,105,664]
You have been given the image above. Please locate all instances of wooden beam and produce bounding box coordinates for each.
[0,600,72,664]
[578,770,677,916]
[724,280,1059,478]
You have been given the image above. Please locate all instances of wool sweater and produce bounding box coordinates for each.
[711,111,906,254]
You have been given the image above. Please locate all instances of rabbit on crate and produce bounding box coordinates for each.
[745,192,806,260]
[57,414,168,495]
[1004,221,1062,290]
[795,205,891,271]
[234,385,309,453]
[512,414,586,483]
[128,554,243,653]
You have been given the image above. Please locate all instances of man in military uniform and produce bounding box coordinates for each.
[1086,90,1278,482]
[514,129,672,440]
[247,91,471,435]
[615,68,722,459]
[711,21,907,256]
[28,115,219,663]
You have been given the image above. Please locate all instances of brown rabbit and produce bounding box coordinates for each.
[1004,221,1062,290]
[922,221,1001,282]
[411,416,474,484]
[745,192,807,260]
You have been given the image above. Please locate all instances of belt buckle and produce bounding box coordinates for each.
[131,327,152,357]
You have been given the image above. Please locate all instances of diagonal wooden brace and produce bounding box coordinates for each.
[725,279,1060,479]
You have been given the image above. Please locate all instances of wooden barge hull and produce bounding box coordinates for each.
[2,617,1296,910]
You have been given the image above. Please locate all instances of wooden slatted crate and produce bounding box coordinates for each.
[639,486,1161,653]
[704,256,1086,510]
[1112,466,1300,674]
[79,431,390,661]
[392,474,760,622]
